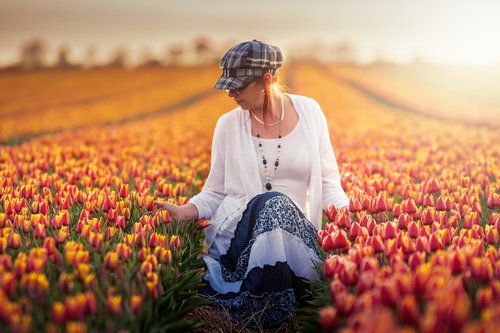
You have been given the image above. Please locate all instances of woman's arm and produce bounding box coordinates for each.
[316,102,350,210]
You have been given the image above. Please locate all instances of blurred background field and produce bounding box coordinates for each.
[1,60,499,144]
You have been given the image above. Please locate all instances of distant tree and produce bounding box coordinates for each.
[55,45,72,68]
[107,47,128,68]
[139,47,162,68]
[193,36,215,65]
[19,37,47,70]
[165,43,184,66]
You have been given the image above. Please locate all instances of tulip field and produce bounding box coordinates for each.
[0,63,499,332]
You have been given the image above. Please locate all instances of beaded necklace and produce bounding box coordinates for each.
[255,95,284,191]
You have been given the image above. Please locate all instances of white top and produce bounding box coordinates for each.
[252,119,310,215]
[189,93,349,251]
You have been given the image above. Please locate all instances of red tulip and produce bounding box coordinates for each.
[392,203,402,218]
[324,255,343,278]
[52,301,65,325]
[349,222,361,240]
[422,193,434,207]
[429,233,444,252]
[475,287,493,310]
[373,194,389,213]
[371,235,385,254]
[416,237,429,253]
[398,294,420,327]
[380,279,399,306]
[130,294,143,314]
[116,215,126,229]
[169,235,180,248]
[43,237,56,255]
[383,221,398,239]
[197,219,210,229]
[435,195,448,211]
[107,295,122,315]
[397,213,412,230]
[326,205,338,222]
[413,264,431,294]
[408,221,419,239]
[319,306,338,331]
[335,291,355,315]
[336,212,351,229]
[401,235,416,255]
[339,261,358,286]
[0,272,16,296]
[84,291,98,315]
[403,198,418,214]
[349,198,363,213]
[104,252,119,270]
[8,233,21,249]
[357,271,376,294]
[119,184,129,198]
[470,257,493,283]
[422,207,435,225]
[486,227,499,245]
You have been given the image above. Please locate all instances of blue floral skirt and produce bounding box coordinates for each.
[200,191,321,328]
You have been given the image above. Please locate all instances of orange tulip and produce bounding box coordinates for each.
[51,301,66,324]
[106,295,122,316]
[130,294,143,314]
[104,252,119,271]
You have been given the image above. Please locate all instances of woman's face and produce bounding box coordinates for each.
[227,80,265,111]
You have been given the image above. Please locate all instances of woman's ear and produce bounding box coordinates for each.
[262,72,273,87]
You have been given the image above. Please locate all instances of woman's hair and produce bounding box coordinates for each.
[255,71,288,125]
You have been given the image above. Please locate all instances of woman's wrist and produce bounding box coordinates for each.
[180,203,199,220]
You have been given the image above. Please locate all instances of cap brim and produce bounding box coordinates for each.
[214,75,254,90]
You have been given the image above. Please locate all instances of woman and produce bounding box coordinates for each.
[155,40,349,327]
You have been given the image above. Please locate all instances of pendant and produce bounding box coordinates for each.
[266,183,272,191]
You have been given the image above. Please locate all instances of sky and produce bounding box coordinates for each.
[1,0,500,66]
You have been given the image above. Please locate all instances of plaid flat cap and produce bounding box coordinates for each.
[214,40,283,90]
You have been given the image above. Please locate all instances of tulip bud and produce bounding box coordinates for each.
[408,222,419,239]
[486,228,499,245]
[476,287,493,310]
[195,218,209,229]
[51,301,65,325]
[339,261,358,286]
[371,235,385,254]
[107,295,122,316]
[470,258,493,283]
[324,255,342,278]
[104,252,119,270]
[130,294,143,314]
[398,294,420,327]
[357,271,376,294]
[319,306,338,331]
[335,291,355,315]
[429,233,444,252]
[119,184,129,198]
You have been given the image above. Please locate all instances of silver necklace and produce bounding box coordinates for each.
[251,95,284,126]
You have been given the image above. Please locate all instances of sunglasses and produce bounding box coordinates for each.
[226,79,257,94]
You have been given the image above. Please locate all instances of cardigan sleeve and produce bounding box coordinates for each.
[188,116,227,219]
[314,100,350,210]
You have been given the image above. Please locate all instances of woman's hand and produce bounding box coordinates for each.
[153,201,199,221]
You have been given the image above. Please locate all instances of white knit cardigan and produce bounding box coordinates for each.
[189,93,349,252]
